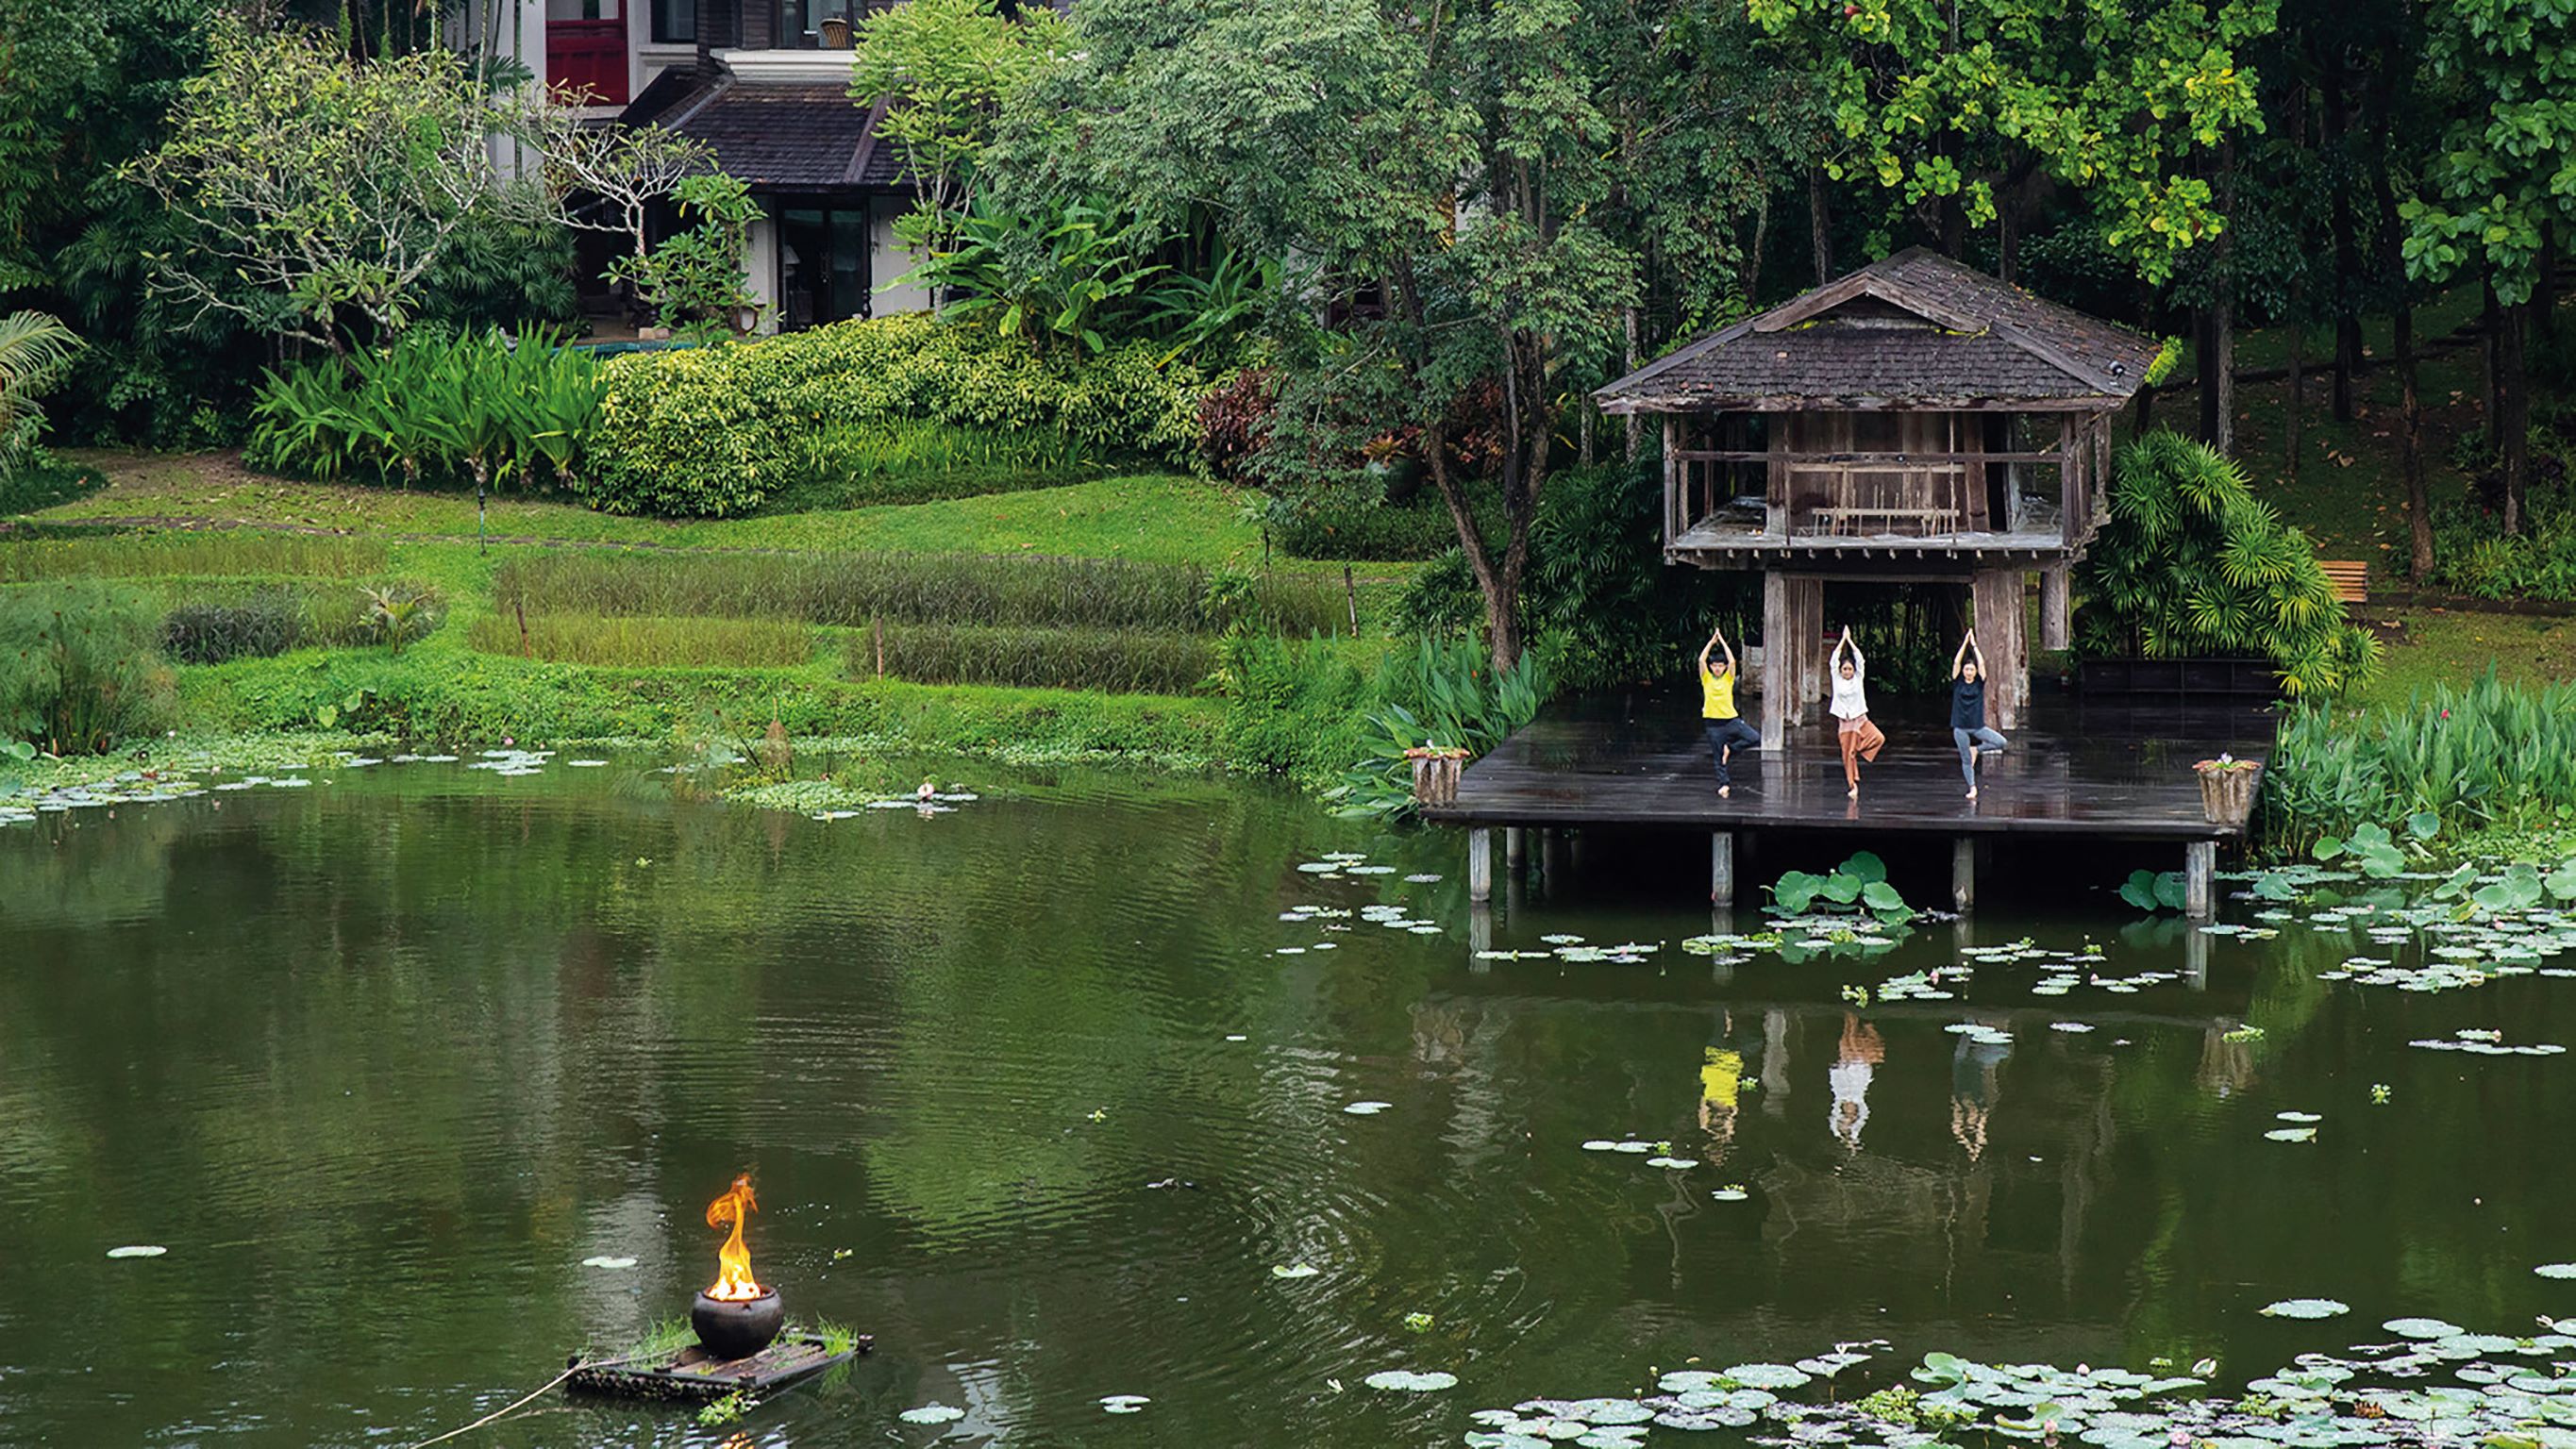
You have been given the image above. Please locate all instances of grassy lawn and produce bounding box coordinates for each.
[2343,608,2576,714]
[42,450,1404,577]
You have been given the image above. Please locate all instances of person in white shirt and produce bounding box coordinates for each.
[1829,625,1884,799]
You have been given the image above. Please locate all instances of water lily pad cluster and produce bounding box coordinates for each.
[1478,934,1664,965]
[2408,1028,2568,1057]
[1579,1138,1698,1172]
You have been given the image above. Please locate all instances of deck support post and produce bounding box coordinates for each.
[1970,567,2031,730]
[2183,840,2216,920]
[1953,837,1976,912]
[1759,572,1822,749]
[1467,828,1494,903]
[2039,565,2072,653]
[1468,900,1494,959]
[1505,826,1526,878]
[1711,831,1735,907]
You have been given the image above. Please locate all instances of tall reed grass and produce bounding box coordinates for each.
[773,419,1112,509]
[2266,671,2576,845]
[845,623,1216,694]
[492,551,1345,636]
[0,533,387,581]
[464,611,816,669]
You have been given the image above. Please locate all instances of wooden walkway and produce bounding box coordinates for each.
[1424,696,2274,917]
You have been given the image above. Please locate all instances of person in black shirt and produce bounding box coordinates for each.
[1949,629,2007,800]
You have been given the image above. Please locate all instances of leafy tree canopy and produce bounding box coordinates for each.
[1747,0,2279,281]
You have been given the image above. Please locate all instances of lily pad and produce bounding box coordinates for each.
[1364,1369,1459,1392]
[105,1244,167,1258]
[1271,1263,1320,1279]
[1099,1394,1150,1413]
[898,1404,965,1424]
[2264,1126,2318,1142]
[1722,1362,1812,1390]
[2538,1263,2576,1280]
[2260,1298,2350,1319]
[1343,1101,1392,1116]
[581,1255,638,1269]
[2384,1318,2466,1340]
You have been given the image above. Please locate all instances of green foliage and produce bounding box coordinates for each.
[847,623,1217,694]
[0,310,83,475]
[159,591,301,664]
[360,584,435,655]
[1329,638,1551,820]
[245,329,606,492]
[604,173,761,343]
[2313,821,2405,879]
[2399,0,2576,307]
[2119,869,2189,912]
[583,313,1208,517]
[1770,851,1913,921]
[0,532,386,582]
[771,418,1113,510]
[1290,491,1483,564]
[0,582,176,754]
[417,206,581,335]
[1213,632,1381,786]
[2267,672,2576,848]
[492,549,1343,636]
[2077,430,2379,697]
[467,611,811,668]
[1746,0,2277,282]
[127,18,552,353]
[848,0,1072,235]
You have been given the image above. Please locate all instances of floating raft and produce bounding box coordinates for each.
[567,1332,871,1404]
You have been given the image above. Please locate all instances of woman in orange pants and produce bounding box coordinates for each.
[1828,625,1883,797]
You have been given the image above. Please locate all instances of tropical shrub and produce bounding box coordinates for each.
[0,456,109,516]
[1214,632,1381,786]
[2266,672,2576,847]
[245,328,606,492]
[0,310,82,475]
[847,623,1217,694]
[1284,490,1473,561]
[605,173,761,342]
[1197,368,1275,488]
[491,549,1342,635]
[2078,430,2379,696]
[0,582,176,754]
[582,312,1209,517]
[1329,638,1551,819]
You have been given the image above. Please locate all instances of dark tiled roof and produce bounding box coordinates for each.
[616,79,911,193]
[1597,248,2160,412]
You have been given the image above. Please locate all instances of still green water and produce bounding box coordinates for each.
[1,758,2570,1448]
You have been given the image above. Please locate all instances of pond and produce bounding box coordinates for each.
[3,756,2572,1447]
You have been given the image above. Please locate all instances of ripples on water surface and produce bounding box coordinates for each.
[1,758,2570,1447]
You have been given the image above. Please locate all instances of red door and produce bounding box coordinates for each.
[546,20,628,106]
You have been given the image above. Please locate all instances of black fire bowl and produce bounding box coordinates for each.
[692,1289,786,1360]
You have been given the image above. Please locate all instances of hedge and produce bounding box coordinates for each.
[584,313,1212,517]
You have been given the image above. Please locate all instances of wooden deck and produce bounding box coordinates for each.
[1424,696,2275,916]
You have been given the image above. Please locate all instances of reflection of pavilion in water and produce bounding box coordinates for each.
[1411,984,2262,1351]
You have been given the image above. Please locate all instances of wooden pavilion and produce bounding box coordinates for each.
[1595,248,2162,742]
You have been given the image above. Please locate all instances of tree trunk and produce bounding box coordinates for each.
[1808,166,1833,283]
[2198,142,2235,458]
[2500,298,2530,536]
[2398,305,2432,580]
[2482,278,2503,451]
[1621,304,1643,460]
[2321,61,2363,423]
[2283,303,2303,485]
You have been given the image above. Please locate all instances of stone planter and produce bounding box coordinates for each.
[2196,758,2261,824]
[1406,747,1467,808]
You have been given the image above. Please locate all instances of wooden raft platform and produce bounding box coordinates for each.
[1423,696,2274,918]
[567,1332,868,1404]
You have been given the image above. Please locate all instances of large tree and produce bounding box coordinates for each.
[997,0,1804,668]
[2400,0,2575,536]
[1747,0,2278,285]
[128,19,550,357]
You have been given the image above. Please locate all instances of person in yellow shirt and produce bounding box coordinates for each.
[1698,623,1761,796]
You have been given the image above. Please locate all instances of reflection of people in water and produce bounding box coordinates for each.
[1699,1045,1744,1161]
[1949,1026,2010,1161]
[1830,1013,1883,1152]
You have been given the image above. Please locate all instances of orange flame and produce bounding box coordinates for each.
[703,1174,765,1301]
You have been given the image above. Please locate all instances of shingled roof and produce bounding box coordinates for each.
[1596,249,2160,413]
[618,73,911,194]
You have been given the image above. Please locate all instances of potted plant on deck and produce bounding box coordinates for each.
[1405,744,1470,807]
[2194,753,2262,824]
